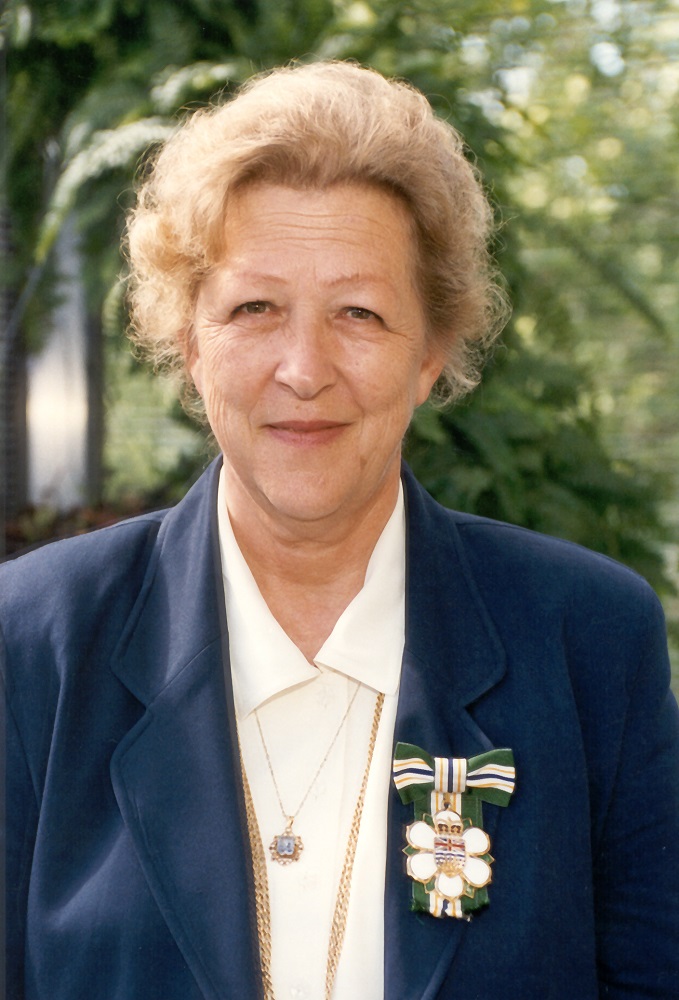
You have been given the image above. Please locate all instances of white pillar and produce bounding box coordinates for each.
[26,221,88,509]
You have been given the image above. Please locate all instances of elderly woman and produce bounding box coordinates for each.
[3,61,678,1000]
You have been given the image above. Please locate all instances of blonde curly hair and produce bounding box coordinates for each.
[125,60,508,411]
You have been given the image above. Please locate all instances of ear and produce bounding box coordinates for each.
[415,348,445,407]
[190,356,204,397]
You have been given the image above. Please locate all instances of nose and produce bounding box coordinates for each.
[274,315,337,399]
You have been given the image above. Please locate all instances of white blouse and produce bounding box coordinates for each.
[217,468,405,999]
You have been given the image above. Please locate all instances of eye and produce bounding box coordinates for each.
[235,300,270,315]
[344,306,380,321]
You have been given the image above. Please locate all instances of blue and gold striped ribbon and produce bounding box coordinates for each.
[393,742,516,807]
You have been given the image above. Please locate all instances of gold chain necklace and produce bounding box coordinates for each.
[255,682,361,864]
[241,690,385,1000]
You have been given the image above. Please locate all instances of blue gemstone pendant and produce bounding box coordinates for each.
[269,824,304,864]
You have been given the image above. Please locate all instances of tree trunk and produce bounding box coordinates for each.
[0,206,29,559]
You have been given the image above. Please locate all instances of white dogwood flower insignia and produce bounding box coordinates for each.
[405,809,492,902]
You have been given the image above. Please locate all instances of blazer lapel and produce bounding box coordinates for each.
[384,468,508,1000]
[109,460,262,1000]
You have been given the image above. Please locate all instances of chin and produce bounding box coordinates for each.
[257,476,349,524]
[263,492,344,525]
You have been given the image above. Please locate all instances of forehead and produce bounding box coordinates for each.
[217,182,418,280]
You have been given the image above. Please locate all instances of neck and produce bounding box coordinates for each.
[222,465,400,660]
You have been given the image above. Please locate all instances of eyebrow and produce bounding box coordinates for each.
[326,272,392,289]
[222,268,396,290]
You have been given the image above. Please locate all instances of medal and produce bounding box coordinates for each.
[393,743,516,918]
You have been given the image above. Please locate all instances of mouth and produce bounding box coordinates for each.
[268,420,347,432]
[265,419,349,444]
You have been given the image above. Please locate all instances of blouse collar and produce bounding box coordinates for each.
[216,467,405,719]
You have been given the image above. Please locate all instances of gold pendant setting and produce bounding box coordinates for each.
[269,824,304,865]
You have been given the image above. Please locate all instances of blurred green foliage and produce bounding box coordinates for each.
[3,0,678,632]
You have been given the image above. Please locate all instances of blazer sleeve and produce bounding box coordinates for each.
[0,517,163,999]
[588,592,679,997]
[2,630,41,1000]
[455,507,679,996]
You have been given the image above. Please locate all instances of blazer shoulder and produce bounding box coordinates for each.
[441,509,669,689]
[2,509,166,606]
[0,511,168,688]
[452,508,660,605]
[403,464,664,628]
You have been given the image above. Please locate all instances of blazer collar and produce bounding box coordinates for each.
[111,460,504,712]
[110,458,263,1000]
[111,457,224,704]
[384,465,508,1000]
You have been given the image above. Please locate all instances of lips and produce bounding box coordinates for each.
[267,420,347,432]
[265,419,349,444]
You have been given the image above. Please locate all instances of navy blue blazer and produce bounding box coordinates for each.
[3,460,679,999]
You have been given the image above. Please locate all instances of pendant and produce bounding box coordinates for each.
[269,822,304,865]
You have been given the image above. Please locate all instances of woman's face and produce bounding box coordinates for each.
[190,182,443,535]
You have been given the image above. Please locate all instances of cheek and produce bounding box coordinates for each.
[194,344,261,433]
[190,334,235,401]
[199,382,245,454]
[357,372,422,436]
